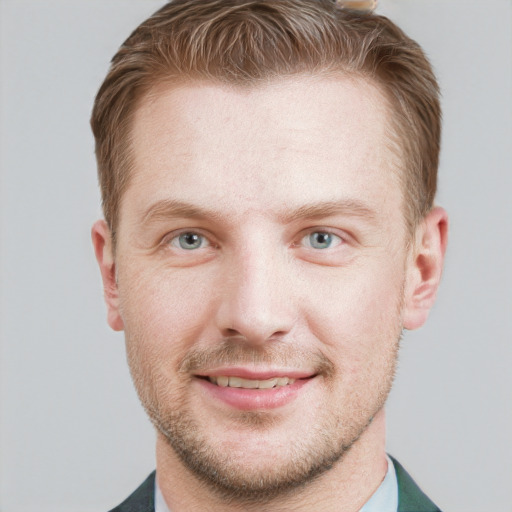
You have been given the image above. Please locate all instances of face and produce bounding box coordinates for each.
[100,76,416,501]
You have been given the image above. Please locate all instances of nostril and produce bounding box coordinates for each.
[224,328,242,337]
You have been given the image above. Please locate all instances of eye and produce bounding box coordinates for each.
[170,232,209,250]
[303,231,342,250]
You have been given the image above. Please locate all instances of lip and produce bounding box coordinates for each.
[195,367,316,411]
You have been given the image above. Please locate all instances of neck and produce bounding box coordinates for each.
[156,408,388,512]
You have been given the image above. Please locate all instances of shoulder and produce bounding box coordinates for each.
[390,456,442,512]
[108,471,156,512]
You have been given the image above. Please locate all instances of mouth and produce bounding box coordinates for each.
[195,369,316,410]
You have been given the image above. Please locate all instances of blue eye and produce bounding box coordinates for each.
[306,232,341,249]
[172,232,207,250]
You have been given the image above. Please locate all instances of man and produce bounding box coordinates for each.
[91,0,448,510]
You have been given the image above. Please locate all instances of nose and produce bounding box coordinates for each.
[215,242,296,344]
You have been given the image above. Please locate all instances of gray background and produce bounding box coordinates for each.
[1,1,511,510]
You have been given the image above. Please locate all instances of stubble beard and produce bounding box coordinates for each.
[127,336,401,506]
[154,401,358,504]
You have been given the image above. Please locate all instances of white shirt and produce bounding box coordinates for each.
[155,456,398,512]
[359,456,398,512]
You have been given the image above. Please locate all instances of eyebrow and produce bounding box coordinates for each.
[139,198,379,226]
[140,199,224,225]
[277,199,378,224]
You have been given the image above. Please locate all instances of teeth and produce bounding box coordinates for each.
[217,376,229,387]
[228,376,243,388]
[208,376,296,389]
[258,378,278,389]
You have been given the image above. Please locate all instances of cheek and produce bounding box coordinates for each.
[120,266,222,411]
[303,258,405,362]
[118,264,220,359]
[302,262,404,417]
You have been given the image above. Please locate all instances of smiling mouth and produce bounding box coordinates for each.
[207,376,297,389]
[196,372,317,410]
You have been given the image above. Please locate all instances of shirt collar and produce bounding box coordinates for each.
[359,455,398,512]
[155,477,171,512]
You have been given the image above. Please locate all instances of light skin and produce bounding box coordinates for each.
[93,75,447,511]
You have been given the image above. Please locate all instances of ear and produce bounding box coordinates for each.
[403,207,448,330]
[91,220,124,331]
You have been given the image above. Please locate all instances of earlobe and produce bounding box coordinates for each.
[91,220,124,331]
[403,207,448,330]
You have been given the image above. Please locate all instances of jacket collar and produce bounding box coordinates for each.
[390,456,442,512]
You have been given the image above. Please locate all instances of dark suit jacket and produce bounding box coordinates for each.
[109,457,441,512]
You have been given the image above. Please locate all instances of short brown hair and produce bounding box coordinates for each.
[91,0,440,238]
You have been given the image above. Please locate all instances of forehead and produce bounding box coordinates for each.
[123,75,402,227]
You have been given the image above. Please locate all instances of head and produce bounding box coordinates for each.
[91,0,447,506]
